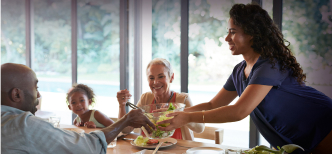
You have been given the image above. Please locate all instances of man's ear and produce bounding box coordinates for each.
[68,105,72,110]
[88,99,92,105]
[10,88,23,103]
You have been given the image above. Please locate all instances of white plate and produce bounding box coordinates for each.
[186,147,224,154]
[134,149,176,154]
[131,138,177,149]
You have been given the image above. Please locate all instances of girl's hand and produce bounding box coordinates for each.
[117,89,132,106]
[156,111,190,131]
[75,121,84,127]
[84,121,96,128]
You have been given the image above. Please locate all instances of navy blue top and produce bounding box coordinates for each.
[224,57,332,153]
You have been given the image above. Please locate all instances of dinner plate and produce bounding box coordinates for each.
[134,149,176,154]
[186,147,224,154]
[131,138,177,149]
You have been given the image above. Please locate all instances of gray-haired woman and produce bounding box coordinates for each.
[117,58,204,140]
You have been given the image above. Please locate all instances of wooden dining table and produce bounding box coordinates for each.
[60,124,242,154]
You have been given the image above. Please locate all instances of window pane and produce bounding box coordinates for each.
[188,0,251,148]
[283,0,332,97]
[152,0,181,92]
[33,0,72,124]
[77,0,120,118]
[1,0,26,65]
[263,0,273,18]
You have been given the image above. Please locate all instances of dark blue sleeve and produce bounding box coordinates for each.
[224,74,236,91]
[249,62,289,87]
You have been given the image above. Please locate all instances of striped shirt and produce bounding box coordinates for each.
[1,105,107,154]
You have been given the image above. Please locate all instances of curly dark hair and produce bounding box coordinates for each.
[66,84,96,107]
[229,3,306,84]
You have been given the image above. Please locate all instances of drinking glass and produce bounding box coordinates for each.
[49,116,61,128]
[107,137,117,148]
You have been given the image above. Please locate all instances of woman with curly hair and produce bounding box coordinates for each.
[67,84,114,128]
[157,3,332,153]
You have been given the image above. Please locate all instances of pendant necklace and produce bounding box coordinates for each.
[154,91,174,104]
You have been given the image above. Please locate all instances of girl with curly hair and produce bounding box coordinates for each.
[67,84,114,128]
[157,3,332,153]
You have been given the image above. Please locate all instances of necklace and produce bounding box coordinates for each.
[154,91,174,104]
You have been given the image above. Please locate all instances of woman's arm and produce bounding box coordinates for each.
[117,89,131,119]
[158,84,272,131]
[181,94,204,133]
[184,88,238,112]
[94,110,115,127]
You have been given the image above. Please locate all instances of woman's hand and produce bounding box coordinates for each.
[117,89,132,106]
[156,111,191,131]
[84,121,97,128]
[152,108,168,113]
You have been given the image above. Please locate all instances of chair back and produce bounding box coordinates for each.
[193,126,224,144]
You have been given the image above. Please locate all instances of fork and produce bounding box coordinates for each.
[152,142,163,154]
[126,102,146,113]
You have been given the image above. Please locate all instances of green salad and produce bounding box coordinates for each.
[244,144,304,154]
[147,103,176,138]
[134,135,149,146]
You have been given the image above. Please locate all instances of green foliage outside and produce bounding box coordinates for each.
[152,0,332,86]
[283,0,332,85]
[2,0,331,85]
[1,0,26,65]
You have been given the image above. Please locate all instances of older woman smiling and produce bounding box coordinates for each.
[117,58,204,140]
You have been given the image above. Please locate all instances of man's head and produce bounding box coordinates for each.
[1,63,40,114]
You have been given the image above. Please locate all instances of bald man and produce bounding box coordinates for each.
[1,63,40,115]
[1,63,155,154]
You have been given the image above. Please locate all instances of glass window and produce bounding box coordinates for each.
[1,0,26,65]
[151,0,181,93]
[283,0,332,97]
[188,0,251,148]
[32,0,72,124]
[263,0,273,18]
[77,0,120,118]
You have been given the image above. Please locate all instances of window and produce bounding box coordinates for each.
[187,0,251,148]
[32,0,72,124]
[151,0,181,93]
[77,0,120,118]
[1,0,26,65]
[282,0,332,95]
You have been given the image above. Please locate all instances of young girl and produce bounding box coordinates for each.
[66,84,114,128]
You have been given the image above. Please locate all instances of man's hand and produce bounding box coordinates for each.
[124,109,156,133]
[101,109,155,144]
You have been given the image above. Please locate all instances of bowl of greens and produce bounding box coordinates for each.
[140,103,186,139]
